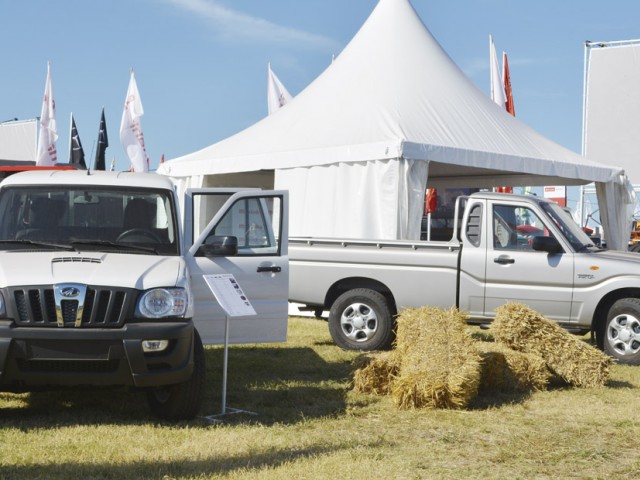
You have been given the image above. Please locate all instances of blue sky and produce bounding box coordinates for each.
[1,0,639,205]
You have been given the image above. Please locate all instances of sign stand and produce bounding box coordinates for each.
[200,274,258,423]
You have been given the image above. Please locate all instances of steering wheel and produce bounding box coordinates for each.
[116,228,162,243]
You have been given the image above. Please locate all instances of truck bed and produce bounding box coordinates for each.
[289,237,461,311]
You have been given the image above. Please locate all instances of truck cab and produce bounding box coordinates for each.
[0,170,288,420]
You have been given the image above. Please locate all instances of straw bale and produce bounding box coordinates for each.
[491,303,612,388]
[352,351,399,395]
[390,307,482,409]
[476,341,550,393]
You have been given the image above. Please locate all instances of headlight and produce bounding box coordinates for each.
[137,288,188,318]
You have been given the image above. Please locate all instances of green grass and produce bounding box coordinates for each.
[1,317,640,479]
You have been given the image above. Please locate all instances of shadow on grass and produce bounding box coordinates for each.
[0,438,388,480]
[0,345,353,427]
[469,390,534,409]
[201,346,353,425]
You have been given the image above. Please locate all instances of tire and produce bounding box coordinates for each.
[328,288,395,351]
[603,298,640,365]
[146,329,206,421]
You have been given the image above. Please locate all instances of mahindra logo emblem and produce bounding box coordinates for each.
[60,287,81,298]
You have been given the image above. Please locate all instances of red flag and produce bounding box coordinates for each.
[425,188,437,214]
[503,52,515,116]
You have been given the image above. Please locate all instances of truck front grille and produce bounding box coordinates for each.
[8,286,136,327]
[16,359,120,373]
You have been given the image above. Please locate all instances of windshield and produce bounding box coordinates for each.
[0,186,179,255]
[541,201,595,251]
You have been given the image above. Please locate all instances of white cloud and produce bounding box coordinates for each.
[164,0,340,51]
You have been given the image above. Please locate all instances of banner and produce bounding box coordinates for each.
[36,62,58,166]
[489,34,506,108]
[119,71,149,172]
[544,186,567,207]
[69,114,86,168]
[267,63,293,115]
[95,108,109,170]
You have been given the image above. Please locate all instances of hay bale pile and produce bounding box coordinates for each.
[392,306,482,409]
[491,303,612,388]
[476,341,550,393]
[351,303,612,410]
[352,351,399,395]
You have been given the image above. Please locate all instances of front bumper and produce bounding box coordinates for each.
[0,320,195,391]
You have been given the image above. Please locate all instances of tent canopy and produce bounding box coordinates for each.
[159,0,622,188]
[159,0,632,248]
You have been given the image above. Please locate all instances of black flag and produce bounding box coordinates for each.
[68,114,86,169]
[94,108,109,170]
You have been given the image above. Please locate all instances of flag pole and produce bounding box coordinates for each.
[88,140,96,169]
[68,112,73,165]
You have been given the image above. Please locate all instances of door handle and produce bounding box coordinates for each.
[257,265,282,273]
[494,256,515,265]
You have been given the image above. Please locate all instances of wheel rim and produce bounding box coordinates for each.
[607,313,640,357]
[340,302,377,343]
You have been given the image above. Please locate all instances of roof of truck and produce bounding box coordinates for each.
[0,170,176,190]
[469,191,553,206]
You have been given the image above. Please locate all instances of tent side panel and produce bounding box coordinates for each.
[275,158,428,240]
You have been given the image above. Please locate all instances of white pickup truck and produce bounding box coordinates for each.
[289,192,640,365]
[0,170,288,419]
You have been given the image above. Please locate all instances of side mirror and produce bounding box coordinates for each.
[197,235,238,257]
[532,236,563,254]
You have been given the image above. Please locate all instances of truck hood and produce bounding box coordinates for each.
[576,249,640,281]
[0,251,185,289]
[588,249,640,265]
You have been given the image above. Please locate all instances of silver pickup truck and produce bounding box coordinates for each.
[289,192,640,365]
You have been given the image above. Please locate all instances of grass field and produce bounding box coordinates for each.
[1,316,639,479]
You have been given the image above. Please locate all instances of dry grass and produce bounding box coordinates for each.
[1,316,640,479]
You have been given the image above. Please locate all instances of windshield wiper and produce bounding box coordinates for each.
[0,239,75,251]
[70,239,158,254]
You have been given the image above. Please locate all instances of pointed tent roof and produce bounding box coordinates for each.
[158,0,622,188]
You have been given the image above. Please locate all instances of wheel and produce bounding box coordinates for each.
[117,228,162,243]
[146,329,206,421]
[603,298,640,365]
[328,288,395,351]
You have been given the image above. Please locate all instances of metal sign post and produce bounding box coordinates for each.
[201,274,258,422]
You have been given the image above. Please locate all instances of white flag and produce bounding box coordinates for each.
[36,62,58,166]
[119,71,149,172]
[267,63,293,115]
[489,34,507,108]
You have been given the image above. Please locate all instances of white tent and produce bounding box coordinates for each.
[0,119,37,163]
[159,0,633,249]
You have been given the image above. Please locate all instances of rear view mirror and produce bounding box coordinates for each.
[532,236,563,254]
[197,235,238,257]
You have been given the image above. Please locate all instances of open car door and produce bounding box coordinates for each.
[184,189,288,345]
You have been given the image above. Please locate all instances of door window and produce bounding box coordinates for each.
[191,193,282,256]
[492,204,553,251]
